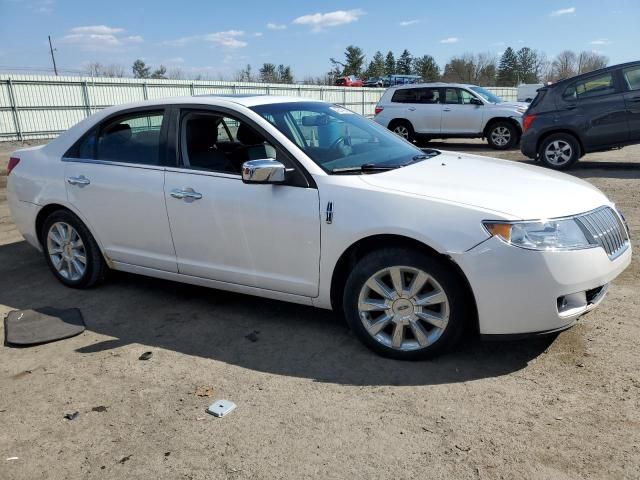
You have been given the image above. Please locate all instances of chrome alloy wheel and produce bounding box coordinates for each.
[393,125,410,139]
[47,222,87,281]
[357,266,450,351]
[490,126,511,147]
[544,140,573,166]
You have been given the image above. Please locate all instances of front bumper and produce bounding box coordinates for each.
[451,236,632,335]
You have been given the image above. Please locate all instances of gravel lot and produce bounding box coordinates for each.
[1,139,639,480]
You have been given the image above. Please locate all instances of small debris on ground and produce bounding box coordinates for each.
[576,363,585,368]
[555,416,564,421]
[64,411,79,421]
[91,406,108,413]
[194,386,214,397]
[245,331,260,342]
[455,444,471,452]
[138,351,153,361]
[6,457,19,461]
[164,452,171,457]
[118,455,132,464]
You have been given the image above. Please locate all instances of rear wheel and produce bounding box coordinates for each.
[487,121,518,150]
[343,248,466,360]
[42,210,106,288]
[389,120,415,142]
[538,133,580,170]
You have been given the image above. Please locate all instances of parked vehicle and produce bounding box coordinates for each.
[374,82,529,149]
[382,75,422,87]
[517,83,544,102]
[363,76,385,88]
[7,96,631,359]
[335,75,363,87]
[521,61,640,170]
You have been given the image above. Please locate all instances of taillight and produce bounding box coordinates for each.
[522,114,536,133]
[374,106,383,115]
[7,157,20,175]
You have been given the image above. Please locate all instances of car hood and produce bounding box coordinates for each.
[493,101,529,112]
[359,151,610,220]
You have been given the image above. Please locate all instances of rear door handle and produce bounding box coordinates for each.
[443,108,451,112]
[630,96,640,103]
[170,188,203,201]
[566,104,577,110]
[407,107,416,111]
[66,175,90,186]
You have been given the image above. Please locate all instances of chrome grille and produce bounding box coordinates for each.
[575,207,629,259]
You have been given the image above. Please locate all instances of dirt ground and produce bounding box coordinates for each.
[0,139,639,480]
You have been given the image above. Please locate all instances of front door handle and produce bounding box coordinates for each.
[407,107,416,111]
[443,108,451,112]
[66,175,90,186]
[170,188,203,201]
[566,104,577,110]
[630,96,640,103]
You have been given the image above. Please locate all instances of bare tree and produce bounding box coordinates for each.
[167,68,184,80]
[551,50,578,81]
[577,51,609,74]
[442,53,497,85]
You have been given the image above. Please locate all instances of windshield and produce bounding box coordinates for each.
[250,102,433,173]
[470,86,503,104]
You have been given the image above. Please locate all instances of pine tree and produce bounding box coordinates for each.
[497,47,518,86]
[132,59,150,79]
[384,51,396,75]
[396,49,413,75]
[413,55,440,81]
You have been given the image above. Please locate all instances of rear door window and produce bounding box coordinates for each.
[391,88,417,103]
[444,88,462,104]
[623,66,640,91]
[563,72,616,101]
[96,111,165,165]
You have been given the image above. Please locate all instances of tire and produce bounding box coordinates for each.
[41,209,106,288]
[389,120,415,142]
[538,133,580,170]
[343,248,467,360]
[486,121,518,150]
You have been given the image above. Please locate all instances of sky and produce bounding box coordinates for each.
[0,0,639,79]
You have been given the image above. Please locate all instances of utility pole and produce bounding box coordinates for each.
[48,35,58,75]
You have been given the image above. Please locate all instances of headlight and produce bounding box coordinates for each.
[483,219,596,251]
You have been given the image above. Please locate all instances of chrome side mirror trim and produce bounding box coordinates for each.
[241,159,287,184]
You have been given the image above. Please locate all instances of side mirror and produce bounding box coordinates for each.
[241,159,287,184]
[470,97,483,106]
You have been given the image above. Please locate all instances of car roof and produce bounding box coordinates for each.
[547,60,640,89]
[100,94,324,112]
[390,82,478,90]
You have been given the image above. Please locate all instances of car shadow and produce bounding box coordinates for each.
[0,239,554,386]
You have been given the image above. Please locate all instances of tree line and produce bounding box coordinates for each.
[83,48,610,86]
[328,45,610,85]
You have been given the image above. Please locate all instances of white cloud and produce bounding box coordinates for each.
[267,23,287,30]
[30,0,54,14]
[550,7,576,16]
[164,30,247,49]
[254,32,263,37]
[399,19,419,27]
[70,25,124,35]
[60,25,143,51]
[439,37,459,44]
[162,57,185,65]
[293,9,365,32]
[590,38,611,45]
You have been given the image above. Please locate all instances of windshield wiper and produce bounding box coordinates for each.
[403,150,441,165]
[331,163,402,174]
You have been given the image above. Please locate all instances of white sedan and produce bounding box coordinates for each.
[6,96,632,359]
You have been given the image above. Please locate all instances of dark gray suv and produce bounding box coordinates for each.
[520,61,640,170]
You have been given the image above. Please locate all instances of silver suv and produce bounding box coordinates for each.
[374,83,529,149]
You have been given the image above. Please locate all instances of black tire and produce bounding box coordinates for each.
[538,133,580,170]
[486,121,519,150]
[343,248,467,360]
[389,120,415,142]
[41,209,106,288]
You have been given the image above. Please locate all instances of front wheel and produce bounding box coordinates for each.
[487,121,518,150]
[343,248,466,360]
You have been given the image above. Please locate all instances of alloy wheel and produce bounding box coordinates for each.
[393,125,410,139]
[544,140,573,166]
[47,222,87,281]
[490,126,511,147]
[357,266,450,351]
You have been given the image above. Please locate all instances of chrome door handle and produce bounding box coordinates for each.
[66,175,90,186]
[170,188,202,201]
[443,108,451,112]
[408,107,416,111]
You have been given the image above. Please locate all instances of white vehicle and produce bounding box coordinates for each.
[517,83,544,103]
[6,96,631,359]
[374,82,529,149]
